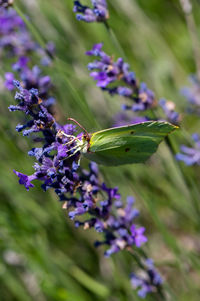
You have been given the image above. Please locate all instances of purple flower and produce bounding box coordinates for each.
[0,8,34,56]
[131,274,152,298]
[145,259,163,286]
[1,7,55,111]
[181,76,200,107]
[0,0,13,8]
[86,44,156,112]
[159,98,180,124]
[73,0,109,23]
[13,170,35,190]
[12,56,29,71]
[180,75,200,116]
[4,72,15,90]
[130,225,148,247]
[17,65,54,104]
[94,195,148,257]
[0,7,23,34]
[176,133,200,165]
[130,258,163,298]
[86,43,103,56]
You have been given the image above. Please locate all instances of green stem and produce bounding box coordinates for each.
[14,4,46,50]
[103,21,127,59]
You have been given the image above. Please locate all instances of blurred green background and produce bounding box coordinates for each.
[0,0,200,300]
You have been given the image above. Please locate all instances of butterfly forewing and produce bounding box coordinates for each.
[83,121,177,166]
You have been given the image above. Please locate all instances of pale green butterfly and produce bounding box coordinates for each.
[59,118,178,166]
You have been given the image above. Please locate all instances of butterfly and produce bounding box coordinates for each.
[60,118,178,166]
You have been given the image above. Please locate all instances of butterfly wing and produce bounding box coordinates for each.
[83,121,177,166]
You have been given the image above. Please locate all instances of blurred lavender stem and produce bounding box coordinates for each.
[14,4,46,50]
[103,20,127,59]
[179,0,200,81]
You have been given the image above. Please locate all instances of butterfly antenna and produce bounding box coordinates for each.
[67,117,90,140]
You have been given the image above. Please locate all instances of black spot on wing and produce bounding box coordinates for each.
[125,148,130,152]
[130,131,135,135]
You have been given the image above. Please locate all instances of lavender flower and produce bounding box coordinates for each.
[0,7,54,62]
[176,133,200,165]
[73,0,109,23]
[0,7,23,34]
[4,72,15,90]
[0,0,13,8]
[0,7,35,57]
[0,7,55,110]
[130,258,163,298]
[86,44,156,112]
[13,171,35,191]
[94,195,148,257]
[159,98,180,125]
[10,82,147,258]
[6,63,55,107]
